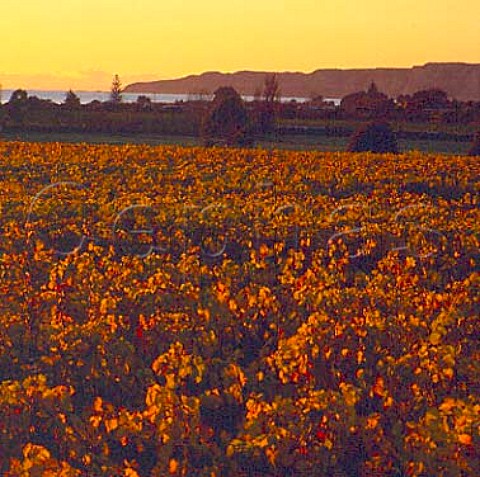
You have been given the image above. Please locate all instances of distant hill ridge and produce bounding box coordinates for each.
[124,63,480,101]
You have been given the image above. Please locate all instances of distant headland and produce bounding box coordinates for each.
[124,62,480,101]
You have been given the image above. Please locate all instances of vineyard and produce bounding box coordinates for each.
[0,142,478,476]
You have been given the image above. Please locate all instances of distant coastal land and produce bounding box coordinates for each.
[124,62,480,101]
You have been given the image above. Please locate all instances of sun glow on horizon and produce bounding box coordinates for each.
[1,0,479,90]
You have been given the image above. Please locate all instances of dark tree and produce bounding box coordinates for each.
[7,89,29,126]
[403,88,451,121]
[136,95,152,111]
[201,86,251,146]
[8,89,28,105]
[347,121,399,154]
[340,83,394,120]
[110,74,123,104]
[410,88,449,109]
[64,90,81,109]
[367,81,379,95]
[263,73,280,104]
[254,73,281,135]
[468,131,480,156]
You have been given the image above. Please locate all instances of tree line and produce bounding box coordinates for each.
[1,74,479,155]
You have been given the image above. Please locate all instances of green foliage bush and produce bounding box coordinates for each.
[347,121,399,153]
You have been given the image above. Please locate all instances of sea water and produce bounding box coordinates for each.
[0,89,341,106]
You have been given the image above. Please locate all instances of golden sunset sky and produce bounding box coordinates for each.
[1,0,478,90]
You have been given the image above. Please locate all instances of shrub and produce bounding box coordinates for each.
[467,131,480,156]
[347,121,399,153]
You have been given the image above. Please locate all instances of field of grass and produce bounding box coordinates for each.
[0,142,478,476]
[0,130,200,147]
[279,118,479,136]
[1,130,472,155]
[268,134,472,155]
